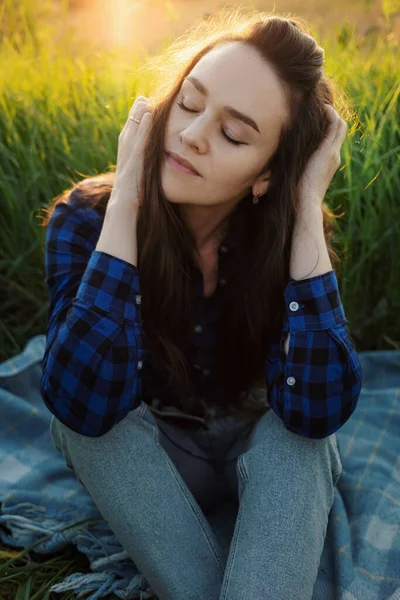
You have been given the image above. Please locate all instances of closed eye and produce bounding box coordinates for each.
[176,100,246,146]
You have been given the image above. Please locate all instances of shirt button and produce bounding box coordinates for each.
[289,302,299,311]
[137,360,143,370]
[220,245,228,254]
[193,364,201,370]
[203,368,210,376]
[194,325,203,333]
[220,278,227,285]
[151,397,161,409]
[286,376,296,386]
[135,294,142,305]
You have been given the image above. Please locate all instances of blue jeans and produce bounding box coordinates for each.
[50,391,343,600]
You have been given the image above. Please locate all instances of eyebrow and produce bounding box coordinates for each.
[184,76,261,134]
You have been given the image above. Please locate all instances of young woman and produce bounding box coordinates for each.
[40,11,364,600]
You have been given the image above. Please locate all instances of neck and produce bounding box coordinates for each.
[179,202,234,253]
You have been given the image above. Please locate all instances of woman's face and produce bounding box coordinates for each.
[161,41,289,209]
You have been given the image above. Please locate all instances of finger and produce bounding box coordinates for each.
[322,104,341,145]
[121,101,151,136]
[127,106,149,127]
[331,119,347,168]
[128,98,150,119]
[129,96,152,114]
[127,107,152,135]
[333,118,348,150]
[134,111,152,150]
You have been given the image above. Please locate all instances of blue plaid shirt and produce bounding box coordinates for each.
[41,191,364,439]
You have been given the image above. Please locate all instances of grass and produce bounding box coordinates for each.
[0,544,90,600]
[1,3,400,363]
[0,518,110,600]
[0,516,159,598]
[1,4,398,363]
[0,0,399,597]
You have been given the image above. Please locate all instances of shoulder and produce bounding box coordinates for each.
[45,172,115,230]
[66,172,115,216]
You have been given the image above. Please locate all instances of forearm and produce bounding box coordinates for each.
[290,204,332,281]
[95,200,139,267]
[284,204,333,355]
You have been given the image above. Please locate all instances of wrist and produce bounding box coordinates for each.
[108,188,140,212]
[296,202,323,223]
[106,197,139,222]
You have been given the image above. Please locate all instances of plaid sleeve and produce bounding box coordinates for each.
[40,197,145,437]
[265,269,364,439]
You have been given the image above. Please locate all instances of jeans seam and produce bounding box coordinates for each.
[219,456,247,599]
[139,404,226,574]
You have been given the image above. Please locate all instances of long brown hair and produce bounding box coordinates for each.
[41,10,348,413]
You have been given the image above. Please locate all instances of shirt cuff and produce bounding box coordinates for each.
[75,250,142,322]
[284,270,347,331]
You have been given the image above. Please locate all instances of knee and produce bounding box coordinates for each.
[50,415,82,473]
[240,409,343,486]
[50,415,114,492]
[50,416,69,458]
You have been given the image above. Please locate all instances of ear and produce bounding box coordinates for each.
[252,169,272,198]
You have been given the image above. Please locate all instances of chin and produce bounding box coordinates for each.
[160,186,185,204]
[161,179,192,205]
[164,196,186,205]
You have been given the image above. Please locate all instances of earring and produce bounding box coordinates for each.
[252,192,260,205]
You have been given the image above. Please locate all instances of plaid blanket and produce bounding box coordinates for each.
[0,334,399,600]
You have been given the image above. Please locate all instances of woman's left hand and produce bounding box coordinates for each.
[297,104,348,210]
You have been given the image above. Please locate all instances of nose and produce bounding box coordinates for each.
[180,115,209,152]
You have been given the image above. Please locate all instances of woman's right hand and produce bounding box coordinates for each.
[108,96,153,211]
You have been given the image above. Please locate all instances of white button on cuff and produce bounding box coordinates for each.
[286,376,296,386]
[289,302,299,311]
[137,360,143,370]
[194,325,202,333]
[135,294,142,305]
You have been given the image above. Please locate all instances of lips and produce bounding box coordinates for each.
[167,152,200,176]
